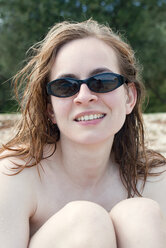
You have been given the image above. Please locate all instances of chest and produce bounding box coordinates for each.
[30,171,127,236]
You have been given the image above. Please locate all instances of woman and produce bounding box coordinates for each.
[0,19,166,247]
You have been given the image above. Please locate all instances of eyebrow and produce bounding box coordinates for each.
[55,67,113,80]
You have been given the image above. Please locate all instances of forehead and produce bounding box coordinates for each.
[50,37,120,80]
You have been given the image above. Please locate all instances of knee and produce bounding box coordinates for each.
[64,200,111,224]
[111,197,162,219]
[63,201,114,232]
[62,201,116,247]
[109,198,166,246]
[110,197,163,231]
[30,201,117,248]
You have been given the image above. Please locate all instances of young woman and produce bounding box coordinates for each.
[0,19,166,248]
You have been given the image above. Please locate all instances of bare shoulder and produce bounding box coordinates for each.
[142,164,166,213]
[0,155,38,247]
[0,155,38,211]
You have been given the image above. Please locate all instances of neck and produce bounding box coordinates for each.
[55,136,114,188]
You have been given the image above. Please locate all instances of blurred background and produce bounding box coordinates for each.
[0,0,166,113]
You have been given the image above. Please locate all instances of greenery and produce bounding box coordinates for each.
[0,0,166,113]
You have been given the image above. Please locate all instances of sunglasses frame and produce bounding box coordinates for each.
[46,72,128,98]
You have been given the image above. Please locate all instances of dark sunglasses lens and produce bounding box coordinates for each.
[90,74,119,93]
[50,79,79,97]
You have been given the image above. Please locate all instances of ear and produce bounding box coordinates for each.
[47,103,56,124]
[125,83,137,115]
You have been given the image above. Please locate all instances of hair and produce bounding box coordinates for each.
[0,19,165,197]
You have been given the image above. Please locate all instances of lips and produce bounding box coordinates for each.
[74,111,106,122]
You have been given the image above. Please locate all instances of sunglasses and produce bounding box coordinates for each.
[46,72,128,98]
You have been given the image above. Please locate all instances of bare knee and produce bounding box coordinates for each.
[30,201,117,248]
[110,198,166,247]
[64,200,113,225]
[110,197,162,224]
[62,201,117,247]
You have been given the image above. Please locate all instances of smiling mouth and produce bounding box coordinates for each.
[75,114,106,122]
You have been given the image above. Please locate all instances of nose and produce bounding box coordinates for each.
[73,84,98,105]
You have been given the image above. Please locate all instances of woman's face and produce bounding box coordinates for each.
[48,37,136,145]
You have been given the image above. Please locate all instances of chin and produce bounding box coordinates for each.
[73,135,114,146]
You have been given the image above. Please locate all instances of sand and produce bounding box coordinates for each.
[0,113,166,156]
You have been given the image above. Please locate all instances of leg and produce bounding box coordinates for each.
[110,198,166,248]
[29,201,117,248]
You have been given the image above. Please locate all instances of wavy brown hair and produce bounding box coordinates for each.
[0,19,165,197]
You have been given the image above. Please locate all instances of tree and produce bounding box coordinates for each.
[0,0,166,112]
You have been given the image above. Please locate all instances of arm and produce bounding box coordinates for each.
[0,158,36,248]
[142,165,166,214]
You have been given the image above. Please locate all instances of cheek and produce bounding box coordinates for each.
[102,88,126,110]
[51,97,72,119]
[104,92,127,134]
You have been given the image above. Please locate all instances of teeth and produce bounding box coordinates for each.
[76,114,105,122]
